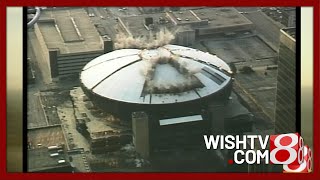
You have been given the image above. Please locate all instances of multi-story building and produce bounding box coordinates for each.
[33,8,112,80]
[274,28,296,134]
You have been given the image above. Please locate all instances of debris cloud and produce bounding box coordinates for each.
[114,28,175,50]
[114,27,203,94]
[140,49,203,94]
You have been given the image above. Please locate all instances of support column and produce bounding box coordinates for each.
[132,111,150,158]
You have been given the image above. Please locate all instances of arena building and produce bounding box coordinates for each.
[80,44,233,120]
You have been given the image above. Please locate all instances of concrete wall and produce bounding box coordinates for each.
[176,29,196,46]
[280,29,296,53]
[56,51,103,78]
[208,102,225,135]
[132,112,150,158]
[34,24,51,76]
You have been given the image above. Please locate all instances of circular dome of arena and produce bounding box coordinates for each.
[80,44,233,120]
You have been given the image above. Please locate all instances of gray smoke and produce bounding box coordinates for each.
[114,28,175,50]
[140,50,203,94]
[114,26,203,94]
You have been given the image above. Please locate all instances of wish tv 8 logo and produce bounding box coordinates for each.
[203,132,312,173]
[270,133,312,173]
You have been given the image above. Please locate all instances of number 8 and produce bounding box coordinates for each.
[283,146,312,173]
[307,148,312,172]
[270,134,303,164]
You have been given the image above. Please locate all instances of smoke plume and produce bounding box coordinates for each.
[114,28,175,50]
[114,27,203,94]
[140,49,203,94]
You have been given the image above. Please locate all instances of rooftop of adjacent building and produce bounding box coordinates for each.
[171,8,252,27]
[118,7,253,38]
[118,12,175,38]
[233,60,278,125]
[28,125,67,149]
[35,7,103,54]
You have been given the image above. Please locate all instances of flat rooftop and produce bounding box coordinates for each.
[118,7,253,38]
[118,13,175,37]
[168,8,253,28]
[234,64,278,122]
[28,147,70,172]
[37,8,103,54]
[203,35,277,63]
[28,125,66,148]
[168,10,202,25]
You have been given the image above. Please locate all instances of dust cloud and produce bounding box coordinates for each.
[114,27,203,94]
[114,28,175,50]
[141,51,203,94]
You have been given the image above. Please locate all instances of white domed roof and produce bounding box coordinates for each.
[80,45,232,104]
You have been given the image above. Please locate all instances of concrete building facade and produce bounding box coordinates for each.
[33,8,111,80]
[275,28,296,134]
[132,112,150,158]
